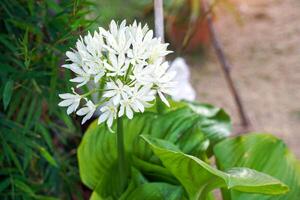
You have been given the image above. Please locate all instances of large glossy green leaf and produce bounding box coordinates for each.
[125,183,186,200]
[159,100,232,145]
[90,183,185,200]
[77,103,231,199]
[142,135,289,200]
[214,133,300,200]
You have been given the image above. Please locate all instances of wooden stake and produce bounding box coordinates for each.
[203,0,250,131]
[154,0,165,42]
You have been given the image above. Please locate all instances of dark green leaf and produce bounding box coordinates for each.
[3,80,14,110]
[14,179,35,196]
[0,178,10,193]
[39,147,58,167]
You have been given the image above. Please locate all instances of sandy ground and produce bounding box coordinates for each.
[188,0,300,157]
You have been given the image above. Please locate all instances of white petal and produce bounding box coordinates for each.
[58,99,73,107]
[62,64,85,75]
[76,107,89,116]
[98,112,109,124]
[135,100,144,112]
[67,104,76,115]
[106,81,118,90]
[126,106,133,119]
[143,30,153,42]
[94,71,104,83]
[118,54,125,67]
[110,20,118,36]
[130,102,140,112]
[66,51,80,63]
[113,94,121,105]
[59,93,75,99]
[142,95,155,102]
[120,20,126,29]
[81,111,94,124]
[118,105,124,117]
[103,90,116,98]
[107,116,113,128]
[158,91,170,107]
[109,53,118,67]
[76,79,89,88]
[70,76,87,83]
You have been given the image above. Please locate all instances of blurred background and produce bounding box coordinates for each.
[0,0,299,199]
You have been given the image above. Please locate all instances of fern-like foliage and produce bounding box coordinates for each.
[0,0,98,199]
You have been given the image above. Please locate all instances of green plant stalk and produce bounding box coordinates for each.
[155,95,165,114]
[117,116,128,194]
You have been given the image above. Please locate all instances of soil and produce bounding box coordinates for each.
[187,0,300,157]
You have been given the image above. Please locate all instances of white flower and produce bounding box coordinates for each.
[148,38,172,64]
[98,102,117,128]
[127,21,149,41]
[103,80,131,105]
[101,20,131,54]
[127,28,153,65]
[70,75,90,88]
[129,63,150,83]
[59,20,175,129]
[63,31,105,87]
[150,60,177,106]
[130,85,155,110]
[76,100,96,124]
[58,88,81,114]
[62,63,89,88]
[104,53,129,77]
[118,96,135,119]
[169,57,196,101]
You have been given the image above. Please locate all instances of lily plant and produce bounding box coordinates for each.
[59,20,175,193]
[58,20,299,200]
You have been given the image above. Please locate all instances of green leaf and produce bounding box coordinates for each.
[142,135,289,200]
[14,179,35,196]
[3,80,14,110]
[0,0,100,198]
[78,103,231,199]
[89,168,176,200]
[39,147,58,167]
[125,182,186,200]
[214,133,300,200]
[0,178,10,193]
[187,102,232,146]
[90,192,106,200]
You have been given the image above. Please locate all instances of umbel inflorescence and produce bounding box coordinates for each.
[58,20,175,129]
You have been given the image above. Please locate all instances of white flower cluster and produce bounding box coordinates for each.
[58,20,175,129]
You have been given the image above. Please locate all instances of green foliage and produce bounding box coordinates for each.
[214,133,300,200]
[2,80,14,110]
[93,0,151,27]
[89,168,186,200]
[78,103,231,199]
[143,135,288,199]
[0,0,98,199]
[78,102,288,199]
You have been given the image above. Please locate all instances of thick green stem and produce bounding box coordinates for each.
[117,116,128,193]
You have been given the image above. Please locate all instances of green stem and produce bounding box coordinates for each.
[132,156,178,185]
[156,95,165,114]
[117,116,128,194]
[81,88,104,98]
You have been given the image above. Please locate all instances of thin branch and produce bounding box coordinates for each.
[181,0,219,53]
[154,0,165,42]
[202,0,250,131]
